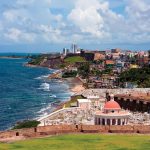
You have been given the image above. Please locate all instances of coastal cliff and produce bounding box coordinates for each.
[27,54,63,69]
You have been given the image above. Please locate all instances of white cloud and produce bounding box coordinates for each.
[68,0,107,38]
[3,10,17,22]
[4,28,36,43]
[121,0,150,43]
[0,0,150,47]
[37,25,64,43]
[16,0,35,6]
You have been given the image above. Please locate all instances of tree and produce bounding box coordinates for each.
[78,63,90,79]
[119,67,150,88]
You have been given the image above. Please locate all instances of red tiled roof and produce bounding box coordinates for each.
[105,60,115,64]
[104,100,121,110]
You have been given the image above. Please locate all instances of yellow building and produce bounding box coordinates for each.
[130,64,139,69]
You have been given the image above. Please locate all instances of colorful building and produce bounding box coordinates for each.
[105,60,115,68]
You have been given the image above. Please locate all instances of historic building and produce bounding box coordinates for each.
[95,94,130,125]
[114,93,150,113]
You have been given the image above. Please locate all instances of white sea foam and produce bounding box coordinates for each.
[8,107,11,110]
[41,102,46,105]
[37,104,52,115]
[49,94,57,98]
[35,102,58,120]
[35,74,49,80]
[38,82,50,91]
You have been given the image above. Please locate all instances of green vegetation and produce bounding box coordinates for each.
[64,95,83,107]
[91,68,102,76]
[13,120,40,129]
[119,67,150,87]
[28,55,45,65]
[64,56,86,64]
[78,63,90,79]
[62,71,77,78]
[102,68,113,75]
[59,63,66,69]
[0,134,150,150]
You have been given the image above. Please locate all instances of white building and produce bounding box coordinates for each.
[95,94,130,125]
[77,99,91,110]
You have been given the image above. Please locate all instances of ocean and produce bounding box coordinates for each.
[0,57,72,130]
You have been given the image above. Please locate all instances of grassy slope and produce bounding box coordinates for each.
[64,95,83,107]
[64,56,86,64]
[0,134,150,150]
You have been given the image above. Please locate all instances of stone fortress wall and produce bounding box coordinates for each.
[80,88,150,98]
[1,125,150,141]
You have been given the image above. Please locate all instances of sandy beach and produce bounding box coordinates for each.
[49,77,85,112]
[71,84,85,93]
[64,77,85,93]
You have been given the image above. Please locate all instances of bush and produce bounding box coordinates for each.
[13,120,40,129]
[62,71,77,78]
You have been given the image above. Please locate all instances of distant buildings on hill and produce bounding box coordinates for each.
[63,44,81,56]
[62,45,150,66]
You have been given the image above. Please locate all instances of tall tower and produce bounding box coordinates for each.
[71,43,77,53]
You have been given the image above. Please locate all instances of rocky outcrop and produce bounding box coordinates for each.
[40,56,63,68]
[28,55,63,69]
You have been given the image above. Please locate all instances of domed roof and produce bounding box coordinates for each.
[104,100,121,110]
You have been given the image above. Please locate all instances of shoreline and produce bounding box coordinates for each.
[36,77,85,121]
[0,56,24,59]
[39,77,85,115]
[65,77,85,93]
[23,63,85,123]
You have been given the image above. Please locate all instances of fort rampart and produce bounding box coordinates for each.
[0,125,150,141]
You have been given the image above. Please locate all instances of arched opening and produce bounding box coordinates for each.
[16,132,19,136]
[122,119,125,125]
[34,127,37,132]
[137,130,140,133]
[102,118,105,125]
[99,118,101,125]
[112,119,116,125]
[107,119,110,125]
[118,119,121,125]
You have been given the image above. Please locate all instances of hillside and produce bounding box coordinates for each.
[0,134,150,150]
[28,54,62,69]
[28,54,86,69]
[119,67,150,88]
[64,56,86,64]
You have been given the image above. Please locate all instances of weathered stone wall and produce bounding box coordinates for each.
[109,125,134,133]
[133,125,150,134]
[1,125,150,141]
[37,125,78,134]
[81,125,109,133]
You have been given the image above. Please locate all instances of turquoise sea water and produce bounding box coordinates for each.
[0,57,72,130]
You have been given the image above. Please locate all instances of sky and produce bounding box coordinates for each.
[0,0,150,52]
